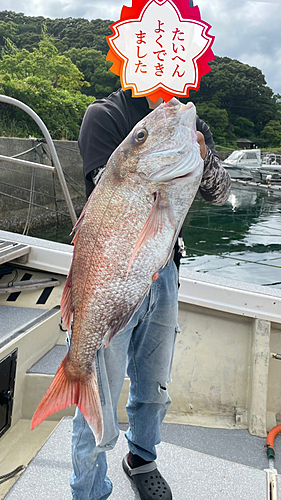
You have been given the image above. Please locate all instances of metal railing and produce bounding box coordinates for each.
[0,95,77,225]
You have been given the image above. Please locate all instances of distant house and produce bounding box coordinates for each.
[236,138,255,149]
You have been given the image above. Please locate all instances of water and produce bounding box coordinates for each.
[33,183,281,290]
[181,184,281,289]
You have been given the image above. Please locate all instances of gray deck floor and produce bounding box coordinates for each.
[160,422,281,472]
[5,418,270,500]
[28,345,281,473]
[0,306,48,349]
[27,345,67,374]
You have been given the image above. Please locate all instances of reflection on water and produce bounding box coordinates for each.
[181,184,281,289]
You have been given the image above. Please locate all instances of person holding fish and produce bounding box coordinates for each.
[30,88,230,500]
[65,90,230,500]
[30,2,231,499]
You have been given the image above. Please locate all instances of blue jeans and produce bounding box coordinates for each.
[70,261,179,500]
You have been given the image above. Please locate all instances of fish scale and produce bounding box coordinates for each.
[31,98,204,444]
[73,178,156,354]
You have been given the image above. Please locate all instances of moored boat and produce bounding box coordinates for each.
[223,149,281,185]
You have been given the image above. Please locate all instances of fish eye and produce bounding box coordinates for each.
[135,128,148,143]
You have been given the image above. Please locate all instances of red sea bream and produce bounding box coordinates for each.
[31,98,204,443]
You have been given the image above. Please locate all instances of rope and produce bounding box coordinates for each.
[0,180,57,199]
[184,246,281,269]
[22,141,38,235]
[0,465,25,484]
[186,224,281,237]
[11,143,42,158]
[0,190,70,216]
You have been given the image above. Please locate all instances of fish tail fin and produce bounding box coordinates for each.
[30,355,103,444]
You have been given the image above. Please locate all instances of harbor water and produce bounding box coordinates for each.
[32,183,281,290]
[181,183,281,289]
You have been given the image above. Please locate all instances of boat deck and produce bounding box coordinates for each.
[3,340,281,499]
[3,418,276,500]
[16,343,281,472]
[1,230,281,499]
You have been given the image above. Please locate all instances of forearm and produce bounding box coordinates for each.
[199,148,231,206]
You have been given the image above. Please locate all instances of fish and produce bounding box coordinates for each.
[31,98,204,444]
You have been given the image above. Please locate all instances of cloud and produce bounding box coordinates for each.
[198,0,281,93]
[0,0,280,94]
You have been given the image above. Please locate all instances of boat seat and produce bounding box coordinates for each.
[0,240,30,266]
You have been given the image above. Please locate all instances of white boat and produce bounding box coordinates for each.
[258,154,281,184]
[222,149,263,180]
[222,149,281,184]
[1,96,281,499]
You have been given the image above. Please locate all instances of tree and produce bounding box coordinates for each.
[0,20,17,46]
[0,35,94,139]
[189,57,277,135]
[65,47,120,98]
[0,12,114,55]
[276,94,281,123]
[195,102,230,145]
[233,117,255,138]
[260,120,281,148]
[0,36,88,92]
[0,74,94,140]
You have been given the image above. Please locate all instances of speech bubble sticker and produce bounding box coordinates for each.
[106,0,215,102]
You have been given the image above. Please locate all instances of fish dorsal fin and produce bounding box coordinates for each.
[61,191,96,329]
[70,188,95,240]
[127,191,175,276]
[60,260,74,331]
[71,202,87,236]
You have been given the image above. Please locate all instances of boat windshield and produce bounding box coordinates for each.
[226,151,241,162]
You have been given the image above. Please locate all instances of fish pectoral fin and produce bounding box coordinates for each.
[103,289,150,346]
[127,191,175,276]
[31,354,103,445]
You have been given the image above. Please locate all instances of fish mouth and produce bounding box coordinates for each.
[144,99,197,157]
[162,98,195,116]
[163,98,182,112]
[163,98,194,112]
[139,157,202,183]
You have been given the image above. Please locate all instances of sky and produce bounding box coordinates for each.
[0,0,280,95]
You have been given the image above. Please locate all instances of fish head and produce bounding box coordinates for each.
[114,98,202,182]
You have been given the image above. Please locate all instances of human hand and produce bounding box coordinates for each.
[197,131,208,160]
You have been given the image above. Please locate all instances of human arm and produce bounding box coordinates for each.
[196,117,231,206]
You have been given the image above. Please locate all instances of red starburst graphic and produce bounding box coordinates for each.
[106,0,215,102]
